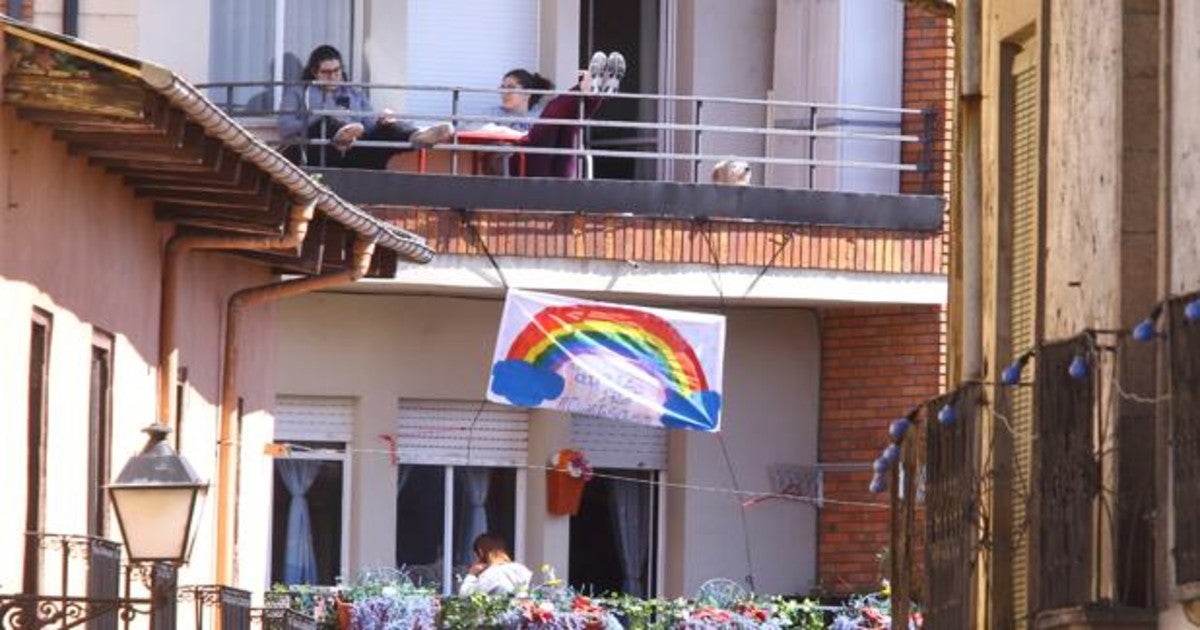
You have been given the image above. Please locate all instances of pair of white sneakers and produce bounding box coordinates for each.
[586,51,626,94]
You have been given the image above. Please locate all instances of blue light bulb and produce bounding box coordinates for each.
[1187,300,1200,322]
[1069,354,1088,379]
[1132,317,1156,342]
[1002,361,1024,386]
[872,457,889,474]
[881,444,900,465]
[938,403,956,426]
[869,474,887,494]
[888,418,911,441]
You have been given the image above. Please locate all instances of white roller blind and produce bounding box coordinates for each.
[396,400,529,467]
[571,415,668,470]
[403,0,540,117]
[274,396,355,442]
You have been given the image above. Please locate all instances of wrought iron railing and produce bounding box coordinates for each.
[922,384,980,629]
[179,585,253,630]
[0,533,176,629]
[1034,336,1097,612]
[1170,293,1200,586]
[195,80,937,193]
[252,607,319,630]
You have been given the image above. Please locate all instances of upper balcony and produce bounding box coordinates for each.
[200,81,948,281]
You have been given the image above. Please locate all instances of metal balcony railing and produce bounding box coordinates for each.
[0,533,175,630]
[1169,293,1200,587]
[1034,336,1098,613]
[196,81,937,194]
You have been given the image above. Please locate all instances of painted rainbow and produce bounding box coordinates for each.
[489,302,722,431]
[506,304,708,396]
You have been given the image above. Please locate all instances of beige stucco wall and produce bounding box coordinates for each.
[0,106,279,594]
[274,292,820,596]
[1043,0,1124,337]
[1172,0,1200,295]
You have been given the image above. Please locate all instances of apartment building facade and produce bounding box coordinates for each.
[2,0,951,610]
[921,0,1200,627]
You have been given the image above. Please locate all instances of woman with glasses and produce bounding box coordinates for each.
[278,44,453,169]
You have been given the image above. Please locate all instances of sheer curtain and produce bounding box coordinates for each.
[208,0,353,109]
[278,459,322,584]
[208,0,276,109]
[609,479,650,596]
[282,0,353,82]
[458,468,491,567]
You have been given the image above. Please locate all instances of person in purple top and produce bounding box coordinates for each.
[278,45,453,169]
[510,51,625,179]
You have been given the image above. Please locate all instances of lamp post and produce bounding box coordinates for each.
[108,423,208,565]
[0,425,208,628]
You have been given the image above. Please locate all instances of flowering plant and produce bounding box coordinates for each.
[552,448,594,481]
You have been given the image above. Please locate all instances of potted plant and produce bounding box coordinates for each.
[547,448,593,516]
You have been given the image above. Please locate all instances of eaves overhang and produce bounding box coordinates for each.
[0,16,433,277]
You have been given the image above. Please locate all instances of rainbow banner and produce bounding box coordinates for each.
[487,289,725,432]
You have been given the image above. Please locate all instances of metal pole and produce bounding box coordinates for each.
[807,106,818,189]
[451,89,461,175]
[692,99,703,183]
[921,107,936,194]
[577,94,587,179]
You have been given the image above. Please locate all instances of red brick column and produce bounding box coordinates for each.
[817,305,942,595]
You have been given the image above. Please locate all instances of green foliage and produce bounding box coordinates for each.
[439,593,512,630]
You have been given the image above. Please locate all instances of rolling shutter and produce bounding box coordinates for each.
[570,415,668,470]
[395,400,529,467]
[274,396,355,442]
[1008,48,1041,626]
[403,0,540,117]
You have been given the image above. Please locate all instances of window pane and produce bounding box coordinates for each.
[88,345,112,537]
[282,0,353,82]
[452,467,516,577]
[395,465,446,590]
[271,458,343,585]
[402,0,539,116]
[208,0,276,110]
[569,469,655,597]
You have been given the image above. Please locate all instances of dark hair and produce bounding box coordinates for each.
[503,69,554,108]
[472,532,512,564]
[302,45,345,82]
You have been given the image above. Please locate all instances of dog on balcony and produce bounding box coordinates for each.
[711,159,752,186]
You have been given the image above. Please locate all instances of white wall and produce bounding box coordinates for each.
[274,293,820,596]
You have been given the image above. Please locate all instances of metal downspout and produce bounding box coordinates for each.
[214,238,376,586]
[157,201,316,428]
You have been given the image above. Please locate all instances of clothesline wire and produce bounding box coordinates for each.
[280,441,890,510]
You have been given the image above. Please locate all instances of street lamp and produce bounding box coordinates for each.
[107,424,208,565]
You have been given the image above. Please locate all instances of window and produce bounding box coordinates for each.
[270,441,346,586]
[402,0,540,117]
[4,0,24,19]
[392,401,530,595]
[569,469,658,597]
[208,0,354,110]
[24,309,51,594]
[395,465,518,595]
[87,332,114,538]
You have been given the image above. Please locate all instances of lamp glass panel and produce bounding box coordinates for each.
[110,487,195,561]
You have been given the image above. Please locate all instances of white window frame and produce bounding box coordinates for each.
[269,395,356,589]
[267,443,351,588]
[398,463,527,596]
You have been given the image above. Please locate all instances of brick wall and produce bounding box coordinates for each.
[817,305,943,594]
[378,208,944,275]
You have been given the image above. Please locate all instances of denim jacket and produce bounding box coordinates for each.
[277,83,377,143]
